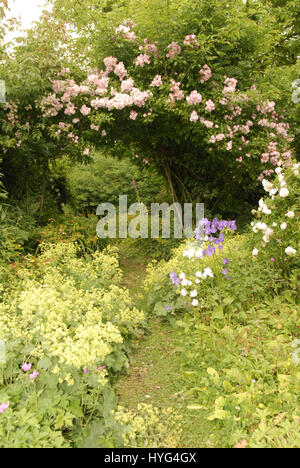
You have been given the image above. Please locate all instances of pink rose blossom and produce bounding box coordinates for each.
[150,75,163,87]
[190,111,199,122]
[199,65,212,83]
[205,99,215,112]
[130,110,138,120]
[186,90,202,105]
[103,56,118,72]
[114,62,127,80]
[121,78,134,93]
[135,54,151,67]
[166,42,181,58]
[183,34,199,48]
[223,77,238,94]
[80,105,91,116]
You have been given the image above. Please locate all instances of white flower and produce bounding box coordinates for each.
[181,279,189,286]
[285,211,295,219]
[191,299,199,307]
[262,227,273,243]
[257,222,267,231]
[280,222,287,230]
[262,180,273,192]
[278,173,284,182]
[275,167,282,174]
[187,280,193,286]
[190,289,197,298]
[272,222,277,227]
[252,248,259,256]
[292,163,299,176]
[262,206,271,215]
[181,288,187,296]
[269,188,277,196]
[195,271,203,278]
[195,279,200,284]
[285,246,296,257]
[195,248,204,258]
[279,187,289,198]
[183,248,195,259]
[179,272,186,280]
[203,267,214,278]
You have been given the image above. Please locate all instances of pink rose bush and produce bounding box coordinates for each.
[1,21,296,217]
[34,24,294,191]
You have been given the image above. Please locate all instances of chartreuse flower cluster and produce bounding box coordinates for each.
[113,404,182,448]
[0,243,144,373]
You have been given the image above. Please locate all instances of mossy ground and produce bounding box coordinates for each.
[116,249,211,448]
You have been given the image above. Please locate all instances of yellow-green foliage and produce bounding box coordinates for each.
[0,242,145,448]
[0,243,144,372]
[114,403,182,448]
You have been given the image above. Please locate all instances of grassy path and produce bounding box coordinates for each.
[116,247,211,448]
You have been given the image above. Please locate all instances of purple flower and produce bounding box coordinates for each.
[229,220,237,231]
[165,305,172,312]
[223,258,229,265]
[83,369,88,374]
[170,272,180,285]
[204,245,216,257]
[222,268,229,276]
[270,257,275,262]
[97,366,106,371]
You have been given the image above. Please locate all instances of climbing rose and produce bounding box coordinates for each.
[166,42,181,58]
[150,75,163,87]
[130,110,138,120]
[190,111,199,122]
[186,90,202,106]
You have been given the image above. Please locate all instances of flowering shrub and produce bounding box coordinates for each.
[0,242,145,447]
[33,23,296,217]
[142,193,299,447]
[251,160,299,273]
